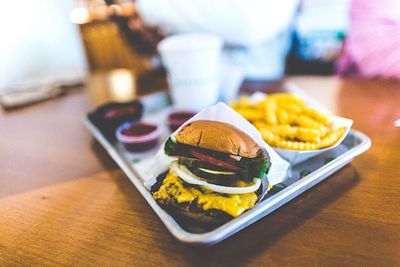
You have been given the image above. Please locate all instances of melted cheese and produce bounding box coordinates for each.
[153,172,258,217]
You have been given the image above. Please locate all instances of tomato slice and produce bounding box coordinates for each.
[189,149,240,171]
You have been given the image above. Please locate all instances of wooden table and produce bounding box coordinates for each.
[1,73,399,266]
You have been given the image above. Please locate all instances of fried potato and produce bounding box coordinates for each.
[235,108,264,122]
[302,106,331,125]
[230,93,346,151]
[266,125,321,143]
[294,115,329,137]
[318,127,347,149]
[274,139,319,150]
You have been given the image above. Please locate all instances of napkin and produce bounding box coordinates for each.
[0,84,62,109]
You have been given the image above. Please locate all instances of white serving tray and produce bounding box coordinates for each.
[84,90,371,246]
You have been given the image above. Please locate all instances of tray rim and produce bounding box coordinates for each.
[84,115,371,245]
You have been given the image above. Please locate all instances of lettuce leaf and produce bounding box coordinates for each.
[237,149,270,181]
[164,137,178,156]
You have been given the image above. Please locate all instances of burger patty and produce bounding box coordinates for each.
[156,199,233,225]
[152,171,259,219]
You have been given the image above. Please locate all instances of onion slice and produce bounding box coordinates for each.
[170,161,261,194]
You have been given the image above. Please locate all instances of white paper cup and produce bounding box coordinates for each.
[158,33,223,111]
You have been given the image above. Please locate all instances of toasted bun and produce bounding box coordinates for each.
[176,120,260,158]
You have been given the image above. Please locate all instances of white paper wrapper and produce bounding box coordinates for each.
[248,92,353,165]
[141,102,290,190]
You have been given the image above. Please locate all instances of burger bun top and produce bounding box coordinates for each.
[175,120,261,158]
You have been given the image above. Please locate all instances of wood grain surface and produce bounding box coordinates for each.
[1,74,399,266]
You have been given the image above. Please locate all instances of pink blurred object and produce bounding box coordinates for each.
[395,119,400,127]
[337,0,400,79]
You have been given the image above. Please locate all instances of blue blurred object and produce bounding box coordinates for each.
[296,0,350,61]
[287,0,350,74]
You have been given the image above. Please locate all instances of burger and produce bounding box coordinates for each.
[151,120,271,226]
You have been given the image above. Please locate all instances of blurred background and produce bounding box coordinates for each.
[0,0,398,97]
